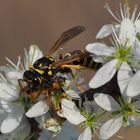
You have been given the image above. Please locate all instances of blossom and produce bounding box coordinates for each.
[59,99,101,140]
[0,73,25,133]
[96,4,140,46]
[94,89,140,139]
[0,45,43,134]
[86,30,134,89]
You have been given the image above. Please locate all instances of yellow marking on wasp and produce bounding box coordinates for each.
[41,66,48,69]
[49,57,54,61]
[48,64,52,69]
[37,77,42,84]
[48,71,52,76]
[39,63,43,67]
[61,64,84,69]
[34,69,44,75]
[64,53,71,57]
[29,64,44,74]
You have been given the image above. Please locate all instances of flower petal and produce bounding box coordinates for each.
[24,45,43,69]
[99,116,123,140]
[118,62,133,94]
[61,99,86,125]
[0,83,19,101]
[66,90,80,99]
[119,19,136,46]
[135,19,140,33]
[1,109,23,133]
[29,45,43,64]
[86,43,115,56]
[6,71,23,86]
[1,100,24,113]
[0,118,30,140]
[94,93,121,111]
[89,59,118,88]
[78,127,92,140]
[25,100,49,118]
[127,70,140,97]
[96,24,113,39]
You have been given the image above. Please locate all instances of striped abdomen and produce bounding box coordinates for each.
[63,50,102,70]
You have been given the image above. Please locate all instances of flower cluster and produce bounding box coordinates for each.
[0,1,140,140]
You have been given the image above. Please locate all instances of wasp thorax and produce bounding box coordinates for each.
[33,56,55,69]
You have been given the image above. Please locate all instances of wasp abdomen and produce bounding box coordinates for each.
[63,50,102,69]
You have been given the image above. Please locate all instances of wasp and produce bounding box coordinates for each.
[19,26,102,125]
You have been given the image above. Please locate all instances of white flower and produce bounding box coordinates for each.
[0,74,25,133]
[0,44,43,75]
[94,92,140,139]
[96,4,140,46]
[59,99,101,140]
[86,31,133,89]
[0,45,43,133]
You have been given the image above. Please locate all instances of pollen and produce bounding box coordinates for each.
[48,71,52,76]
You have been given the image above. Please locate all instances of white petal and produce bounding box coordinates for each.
[86,43,115,56]
[118,62,133,94]
[61,99,86,125]
[0,105,6,125]
[119,19,136,46]
[25,100,49,118]
[1,109,23,133]
[0,83,19,101]
[89,59,118,88]
[135,101,140,109]
[12,118,31,140]
[1,100,24,113]
[78,127,92,140]
[99,116,123,140]
[57,111,65,118]
[96,24,113,39]
[92,56,104,63]
[94,93,120,111]
[127,70,140,97]
[66,90,80,99]
[6,71,23,86]
[28,45,43,65]
[135,19,140,33]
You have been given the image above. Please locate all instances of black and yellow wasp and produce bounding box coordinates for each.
[19,26,102,124]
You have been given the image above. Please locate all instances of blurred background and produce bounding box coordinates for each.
[0,0,140,139]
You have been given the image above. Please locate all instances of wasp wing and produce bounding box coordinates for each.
[47,26,85,56]
[52,51,87,68]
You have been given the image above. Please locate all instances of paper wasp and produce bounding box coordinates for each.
[19,26,102,125]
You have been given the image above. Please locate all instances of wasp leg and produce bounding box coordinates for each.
[52,82,61,89]
[61,64,84,69]
[29,91,41,103]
